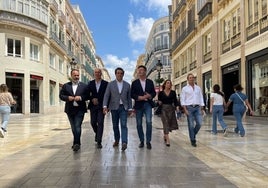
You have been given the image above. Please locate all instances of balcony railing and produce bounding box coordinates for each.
[260,15,268,34]
[246,21,259,40]
[198,1,212,23]
[222,39,230,54]
[231,32,241,48]
[58,10,66,23]
[50,0,58,12]
[190,60,196,70]
[49,32,67,52]
[203,51,212,63]
[173,0,186,21]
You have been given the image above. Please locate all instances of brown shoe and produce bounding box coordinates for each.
[113,141,119,147]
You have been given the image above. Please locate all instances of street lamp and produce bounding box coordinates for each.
[156,59,163,87]
[70,58,77,69]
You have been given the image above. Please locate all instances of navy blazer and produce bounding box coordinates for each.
[87,79,108,109]
[59,81,89,115]
[131,79,156,109]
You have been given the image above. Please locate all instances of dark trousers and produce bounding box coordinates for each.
[90,106,105,143]
[67,111,85,146]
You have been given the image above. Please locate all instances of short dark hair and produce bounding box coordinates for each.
[233,84,243,91]
[115,67,124,75]
[137,65,147,71]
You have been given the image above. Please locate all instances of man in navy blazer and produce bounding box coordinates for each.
[103,67,132,151]
[131,65,156,149]
[59,69,89,152]
[87,68,108,149]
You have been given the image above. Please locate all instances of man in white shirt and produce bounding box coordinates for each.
[180,73,205,147]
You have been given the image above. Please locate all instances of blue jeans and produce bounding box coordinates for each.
[0,105,11,130]
[67,111,85,146]
[212,105,227,133]
[135,102,153,143]
[186,106,202,142]
[111,105,128,144]
[233,104,246,136]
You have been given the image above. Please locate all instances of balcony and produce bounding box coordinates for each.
[173,0,186,21]
[260,15,268,34]
[58,10,66,23]
[0,11,47,34]
[222,39,230,54]
[198,1,212,23]
[190,60,196,70]
[49,32,67,52]
[231,32,241,48]
[246,21,259,40]
[50,0,58,13]
[203,51,212,63]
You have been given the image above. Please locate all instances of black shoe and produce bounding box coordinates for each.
[121,143,127,151]
[1,127,7,132]
[97,143,102,149]
[146,142,152,150]
[191,140,197,147]
[139,141,144,148]
[113,141,119,147]
[73,144,80,151]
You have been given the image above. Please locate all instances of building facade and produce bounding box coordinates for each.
[0,0,101,114]
[144,16,172,93]
[171,0,268,116]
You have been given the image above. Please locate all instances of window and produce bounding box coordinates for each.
[59,59,64,73]
[223,18,231,41]
[49,53,56,68]
[204,33,211,53]
[49,81,56,105]
[7,38,22,57]
[30,43,39,61]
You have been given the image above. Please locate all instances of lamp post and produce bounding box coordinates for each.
[70,58,77,69]
[156,59,163,88]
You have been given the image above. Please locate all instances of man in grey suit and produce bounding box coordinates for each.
[103,67,133,151]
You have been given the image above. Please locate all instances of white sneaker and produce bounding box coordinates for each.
[0,128,4,138]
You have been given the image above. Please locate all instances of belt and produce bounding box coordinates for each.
[188,105,200,108]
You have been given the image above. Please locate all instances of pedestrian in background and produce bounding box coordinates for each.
[210,84,228,136]
[180,73,205,147]
[88,68,108,149]
[59,69,89,152]
[157,79,179,147]
[103,67,132,151]
[131,65,156,150]
[0,84,16,138]
[226,84,253,137]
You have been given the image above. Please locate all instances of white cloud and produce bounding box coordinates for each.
[103,54,136,83]
[127,14,154,43]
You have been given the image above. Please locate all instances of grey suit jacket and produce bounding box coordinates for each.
[103,80,132,111]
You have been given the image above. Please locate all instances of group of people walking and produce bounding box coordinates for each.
[58,67,254,152]
[0,67,254,151]
[59,65,156,152]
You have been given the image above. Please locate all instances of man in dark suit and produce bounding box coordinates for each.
[131,65,156,149]
[87,68,108,149]
[59,69,89,152]
[103,67,133,151]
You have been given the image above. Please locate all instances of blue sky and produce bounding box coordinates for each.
[70,0,170,83]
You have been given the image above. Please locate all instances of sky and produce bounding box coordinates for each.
[69,0,171,83]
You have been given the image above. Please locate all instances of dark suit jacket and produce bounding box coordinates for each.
[131,79,156,109]
[59,81,89,115]
[87,79,108,109]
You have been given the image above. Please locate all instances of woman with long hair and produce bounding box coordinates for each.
[0,84,16,138]
[210,84,228,136]
[158,79,179,146]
